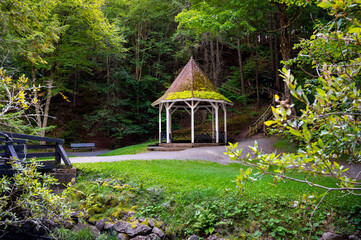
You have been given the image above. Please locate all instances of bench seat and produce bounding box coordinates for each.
[70,143,95,151]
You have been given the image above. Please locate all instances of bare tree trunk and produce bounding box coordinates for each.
[106,57,110,106]
[215,38,221,87]
[40,64,56,142]
[203,39,209,75]
[269,13,275,74]
[276,2,296,116]
[274,35,280,90]
[73,71,77,108]
[32,65,42,128]
[135,25,141,81]
[237,38,245,94]
[255,47,260,108]
[210,39,216,85]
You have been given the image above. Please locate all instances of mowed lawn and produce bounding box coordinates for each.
[74,159,359,208]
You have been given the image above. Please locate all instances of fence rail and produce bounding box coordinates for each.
[0,132,71,174]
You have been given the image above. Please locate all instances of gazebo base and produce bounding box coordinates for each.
[147,142,226,152]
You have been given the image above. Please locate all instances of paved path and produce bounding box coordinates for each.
[70,136,276,165]
[69,135,361,179]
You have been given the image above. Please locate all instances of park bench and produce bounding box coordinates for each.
[70,143,95,152]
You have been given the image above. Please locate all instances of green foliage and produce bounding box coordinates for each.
[226,0,361,235]
[0,160,71,233]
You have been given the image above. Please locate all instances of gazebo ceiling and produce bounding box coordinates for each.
[152,57,232,106]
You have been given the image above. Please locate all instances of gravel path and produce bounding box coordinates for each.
[70,135,276,165]
[69,135,361,179]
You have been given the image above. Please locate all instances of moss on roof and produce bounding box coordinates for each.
[166,90,231,102]
[152,58,232,105]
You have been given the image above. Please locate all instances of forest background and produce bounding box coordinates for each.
[0,0,332,147]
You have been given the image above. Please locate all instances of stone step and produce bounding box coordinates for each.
[147,147,186,151]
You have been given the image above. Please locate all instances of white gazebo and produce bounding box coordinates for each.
[151,58,233,145]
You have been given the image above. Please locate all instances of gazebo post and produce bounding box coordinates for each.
[165,102,175,143]
[191,101,194,143]
[222,103,227,143]
[159,104,163,143]
[212,108,214,141]
[166,103,170,143]
[215,103,219,143]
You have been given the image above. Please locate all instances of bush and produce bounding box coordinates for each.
[0,159,71,236]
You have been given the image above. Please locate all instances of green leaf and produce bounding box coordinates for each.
[316,88,326,97]
[317,1,334,8]
[289,129,303,138]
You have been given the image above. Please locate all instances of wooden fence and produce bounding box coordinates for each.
[0,132,71,174]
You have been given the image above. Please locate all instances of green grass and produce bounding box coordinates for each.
[273,138,298,153]
[69,160,361,238]
[74,160,358,208]
[98,140,156,156]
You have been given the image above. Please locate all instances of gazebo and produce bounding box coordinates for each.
[151,57,233,145]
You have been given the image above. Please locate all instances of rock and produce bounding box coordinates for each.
[72,223,100,237]
[207,234,218,240]
[349,234,361,240]
[138,217,145,223]
[63,220,74,229]
[125,223,152,237]
[70,210,84,223]
[322,232,343,240]
[130,235,160,240]
[149,233,161,240]
[104,222,115,230]
[130,236,150,240]
[118,233,129,240]
[188,235,199,240]
[148,219,155,228]
[152,227,164,238]
[128,211,137,218]
[114,221,131,233]
[96,218,108,231]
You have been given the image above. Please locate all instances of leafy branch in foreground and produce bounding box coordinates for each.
[226,0,361,237]
[0,159,71,237]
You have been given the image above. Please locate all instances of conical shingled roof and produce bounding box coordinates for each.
[152,58,231,106]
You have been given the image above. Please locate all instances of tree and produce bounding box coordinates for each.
[0,68,41,133]
[226,0,361,236]
[0,0,124,138]
[175,0,255,88]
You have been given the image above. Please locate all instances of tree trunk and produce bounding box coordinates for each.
[237,38,245,95]
[106,57,110,106]
[203,39,209,76]
[210,39,216,85]
[255,47,260,108]
[276,2,296,116]
[32,65,42,129]
[215,38,221,87]
[40,63,56,142]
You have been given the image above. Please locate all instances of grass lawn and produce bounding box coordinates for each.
[98,140,156,156]
[273,137,298,153]
[69,160,361,239]
[74,160,358,207]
